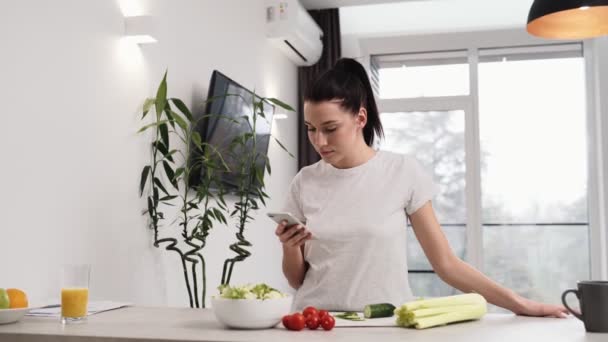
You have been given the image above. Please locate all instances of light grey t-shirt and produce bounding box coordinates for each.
[282,150,438,311]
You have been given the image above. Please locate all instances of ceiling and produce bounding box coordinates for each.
[300,0,536,36]
[300,0,428,10]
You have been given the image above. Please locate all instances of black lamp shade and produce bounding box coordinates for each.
[527,0,608,39]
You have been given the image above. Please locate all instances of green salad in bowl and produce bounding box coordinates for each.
[217,283,287,300]
[212,283,292,329]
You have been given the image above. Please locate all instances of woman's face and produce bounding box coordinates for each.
[303,100,367,165]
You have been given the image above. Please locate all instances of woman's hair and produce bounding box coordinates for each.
[304,58,384,146]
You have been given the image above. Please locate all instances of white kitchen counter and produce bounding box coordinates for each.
[0,307,604,342]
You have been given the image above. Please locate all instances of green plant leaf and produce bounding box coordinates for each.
[266,98,295,111]
[219,213,227,224]
[254,167,264,187]
[154,141,175,163]
[192,132,203,150]
[147,197,154,217]
[166,149,180,158]
[160,195,178,201]
[156,71,168,119]
[173,167,185,181]
[213,113,240,125]
[142,98,155,119]
[153,187,159,206]
[162,161,178,190]
[160,123,169,149]
[140,165,151,197]
[170,110,189,132]
[153,177,170,196]
[212,208,222,220]
[218,196,227,208]
[163,108,176,129]
[170,98,194,121]
[256,190,267,206]
[153,140,166,154]
[272,136,294,158]
[137,119,170,133]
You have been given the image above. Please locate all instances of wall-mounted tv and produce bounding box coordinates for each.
[190,70,274,193]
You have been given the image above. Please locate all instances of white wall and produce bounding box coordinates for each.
[0,0,299,307]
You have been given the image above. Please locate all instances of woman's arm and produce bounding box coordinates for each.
[276,221,311,289]
[281,245,308,289]
[409,201,568,318]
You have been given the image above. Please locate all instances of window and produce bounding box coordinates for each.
[376,51,469,99]
[478,47,589,306]
[375,44,590,309]
[381,110,466,297]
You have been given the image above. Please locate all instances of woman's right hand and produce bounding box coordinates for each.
[275,220,312,249]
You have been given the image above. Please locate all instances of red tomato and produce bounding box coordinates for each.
[305,315,320,330]
[289,313,306,331]
[321,315,335,331]
[303,306,318,318]
[282,315,292,330]
[318,310,329,319]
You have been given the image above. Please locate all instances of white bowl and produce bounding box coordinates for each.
[211,296,292,329]
[0,308,29,324]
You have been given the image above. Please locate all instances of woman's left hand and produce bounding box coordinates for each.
[513,297,570,318]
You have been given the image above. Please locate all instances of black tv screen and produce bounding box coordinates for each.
[190,70,274,192]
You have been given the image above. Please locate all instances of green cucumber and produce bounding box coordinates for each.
[364,303,396,318]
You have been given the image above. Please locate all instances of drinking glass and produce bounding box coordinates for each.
[61,264,90,324]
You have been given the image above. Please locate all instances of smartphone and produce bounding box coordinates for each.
[266,212,305,227]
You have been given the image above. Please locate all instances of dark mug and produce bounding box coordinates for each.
[561,281,608,332]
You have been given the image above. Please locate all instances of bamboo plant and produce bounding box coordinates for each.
[220,92,294,286]
[139,71,231,308]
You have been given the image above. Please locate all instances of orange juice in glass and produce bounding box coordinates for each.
[61,265,90,324]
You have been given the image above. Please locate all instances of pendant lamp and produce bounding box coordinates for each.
[527,0,608,39]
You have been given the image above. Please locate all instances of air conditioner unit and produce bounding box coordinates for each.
[265,0,324,66]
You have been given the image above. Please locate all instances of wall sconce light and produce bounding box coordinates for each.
[527,0,608,39]
[124,16,158,44]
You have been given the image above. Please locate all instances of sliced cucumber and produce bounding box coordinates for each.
[335,312,364,321]
[364,303,396,318]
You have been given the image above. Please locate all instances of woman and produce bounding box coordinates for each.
[275,57,568,318]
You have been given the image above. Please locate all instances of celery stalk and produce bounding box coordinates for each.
[406,304,481,319]
[412,305,487,329]
[399,293,485,312]
[394,294,487,329]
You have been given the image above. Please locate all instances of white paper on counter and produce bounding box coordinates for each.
[26,301,132,317]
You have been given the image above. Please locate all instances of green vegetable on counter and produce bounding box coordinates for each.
[335,311,365,321]
[394,293,487,329]
[364,303,396,318]
[217,283,287,300]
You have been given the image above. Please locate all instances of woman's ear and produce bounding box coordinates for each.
[356,107,368,128]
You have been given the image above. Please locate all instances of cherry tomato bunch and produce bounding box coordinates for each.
[282,306,335,331]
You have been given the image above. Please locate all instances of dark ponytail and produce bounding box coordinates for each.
[304,58,384,146]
